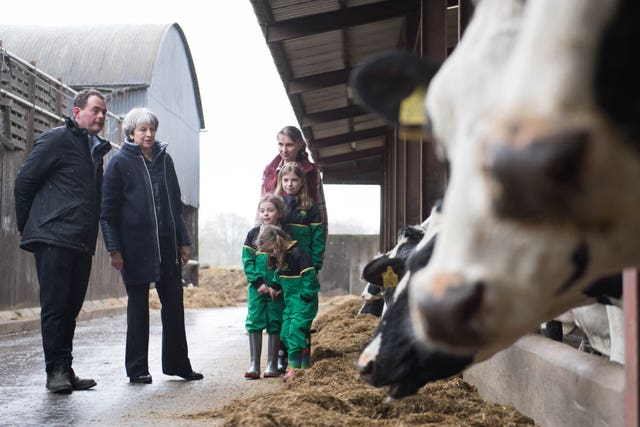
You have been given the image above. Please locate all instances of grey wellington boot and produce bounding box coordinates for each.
[263,334,281,378]
[244,333,262,379]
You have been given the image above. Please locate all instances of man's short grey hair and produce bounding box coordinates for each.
[122,107,159,137]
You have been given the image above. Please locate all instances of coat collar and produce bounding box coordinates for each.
[64,116,111,156]
[121,139,167,158]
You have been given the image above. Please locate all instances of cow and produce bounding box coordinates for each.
[358,202,441,317]
[351,0,638,359]
[357,201,477,399]
[358,282,385,317]
[543,275,624,364]
[356,199,623,399]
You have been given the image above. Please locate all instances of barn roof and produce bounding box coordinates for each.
[0,23,204,129]
[249,0,421,185]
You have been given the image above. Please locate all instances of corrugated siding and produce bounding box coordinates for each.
[148,26,200,208]
[0,24,202,208]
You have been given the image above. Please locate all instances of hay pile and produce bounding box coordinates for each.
[205,297,536,426]
[150,266,247,310]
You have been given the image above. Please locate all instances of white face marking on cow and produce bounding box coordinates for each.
[358,330,382,370]
[409,0,640,356]
[387,235,409,259]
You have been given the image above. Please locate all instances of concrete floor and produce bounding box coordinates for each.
[0,306,280,427]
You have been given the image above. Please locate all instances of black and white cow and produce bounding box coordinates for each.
[544,273,624,363]
[358,204,441,317]
[351,0,638,360]
[357,202,476,398]
[356,200,624,398]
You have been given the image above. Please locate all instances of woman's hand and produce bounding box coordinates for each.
[110,250,124,271]
[257,284,270,295]
[180,245,191,265]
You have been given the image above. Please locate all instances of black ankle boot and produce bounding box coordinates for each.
[46,369,72,394]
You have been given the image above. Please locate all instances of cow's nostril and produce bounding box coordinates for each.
[357,359,374,377]
[418,280,485,348]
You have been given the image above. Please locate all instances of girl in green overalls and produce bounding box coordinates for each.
[256,224,319,382]
[241,193,286,379]
[275,162,325,374]
[275,161,325,274]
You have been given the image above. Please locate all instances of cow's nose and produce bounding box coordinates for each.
[414,278,486,348]
[357,358,373,376]
[357,353,375,383]
[483,126,589,222]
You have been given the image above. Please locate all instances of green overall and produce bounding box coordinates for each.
[284,197,325,270]
[242,226,284,334]
[272,242,318,369]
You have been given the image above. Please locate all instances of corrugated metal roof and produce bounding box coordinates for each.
[0,23,204,128]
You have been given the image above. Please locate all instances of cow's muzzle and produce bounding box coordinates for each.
[411,275,487,350]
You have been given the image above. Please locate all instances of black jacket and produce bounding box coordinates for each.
[14,117,111,254]
[100,140,190,285]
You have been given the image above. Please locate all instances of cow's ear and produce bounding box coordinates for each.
[363,256,405,287]
[350,50,440,139]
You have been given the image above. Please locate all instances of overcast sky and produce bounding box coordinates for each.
[1,0,381,233]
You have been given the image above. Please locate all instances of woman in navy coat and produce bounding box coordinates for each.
[100,107,202,384]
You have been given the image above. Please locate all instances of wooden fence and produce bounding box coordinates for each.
[0,45,125,310]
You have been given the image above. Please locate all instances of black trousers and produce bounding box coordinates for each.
[124,240,192,378]
[34,245,92,375]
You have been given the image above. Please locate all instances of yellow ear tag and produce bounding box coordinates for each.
[382,266,399,288]
[398,85,428,127]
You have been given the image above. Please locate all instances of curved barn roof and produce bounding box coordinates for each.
[0,23,204,128]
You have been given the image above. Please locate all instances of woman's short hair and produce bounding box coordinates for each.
[122,107,159,138]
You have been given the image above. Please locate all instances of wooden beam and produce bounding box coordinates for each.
[460,0,475,36]
[624,268,640,427]
[322,162,382,179]
[315,146,385,166]
[310,126,389,148]
[301,104,367,127]
[287,69,351,94]
[422,0,448,61]
[266,0,419,43]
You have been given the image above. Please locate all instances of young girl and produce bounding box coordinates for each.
[241,194,286,379]
[275,162,325,272]
[256,224,319,382]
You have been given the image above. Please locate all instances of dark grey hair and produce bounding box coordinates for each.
[122,107,159,138]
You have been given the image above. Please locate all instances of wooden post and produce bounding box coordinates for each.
[624,268,640,427]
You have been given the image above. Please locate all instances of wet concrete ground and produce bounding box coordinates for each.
[0,306,280,426]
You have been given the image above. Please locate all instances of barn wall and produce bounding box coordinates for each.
[0,50,126,311]
[320,234,379,296]
[148,25,201,209]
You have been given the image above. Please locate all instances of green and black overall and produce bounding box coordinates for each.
[271,241,319,369]
[242,225,284,335]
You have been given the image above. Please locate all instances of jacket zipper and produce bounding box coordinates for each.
[163,156,179,264]
[141,156,162,264]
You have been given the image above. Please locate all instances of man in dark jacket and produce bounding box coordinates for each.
[14,89,111,394]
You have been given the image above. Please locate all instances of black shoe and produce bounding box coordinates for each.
[69,368,97,390]
[46,370,72,394]
[129,374,153,384]
[178,371,203,381]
